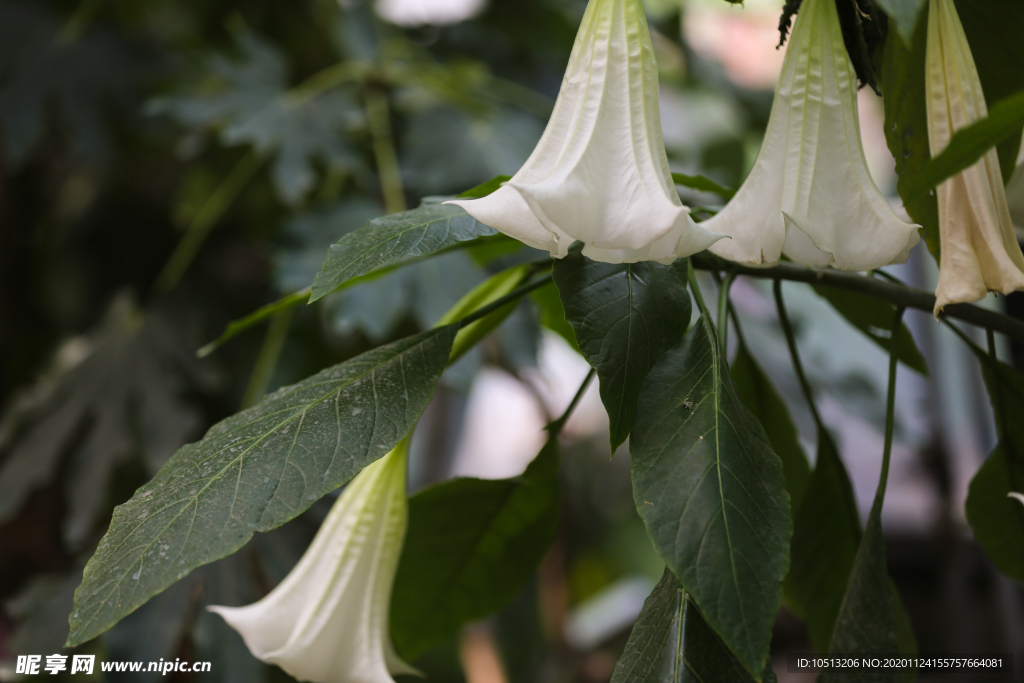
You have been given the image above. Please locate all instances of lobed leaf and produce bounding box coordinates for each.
[67,326,457,646]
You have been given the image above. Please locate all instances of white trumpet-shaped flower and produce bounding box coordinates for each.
[209,444,417,683]
[374,0,486,27]
[447,0,723,264]
[703,0,919,270]
[926,0,1024,314]
[1010,492,1024,508]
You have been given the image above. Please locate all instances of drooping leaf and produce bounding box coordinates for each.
[671,172,736,199]
[554,247,692,451]
[965,445,1024,583]
[310,203,496,302]
[874,0,927,46]
[529,282,579,352]
[630,306,791,679]
[390,434,560,659]
[967,354,1024,583]
[783,433,861,653]
[729,342,811,511]
[610,568,777,683]
[812,286,928,376]
[66,326,458,647]
[820,512,900,683]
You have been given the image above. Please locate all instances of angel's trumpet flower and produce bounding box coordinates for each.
[448,0,723,264]
[1010,492,1024,508]
[703,0,919,270]
[926,0,1024,314]
[209,443,417,683]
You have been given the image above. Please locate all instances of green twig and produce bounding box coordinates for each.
[872,306,905,512]
[716,269,738,350]
[154,150,263,296]
[365,88,406,214]
[548,369,596,435]
[774,279,825,431]
[241,307,295,409]
[455,273,553,329]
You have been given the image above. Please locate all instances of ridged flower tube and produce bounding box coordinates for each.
[703,0,919,270]
[447,0,723,264]
[926,0,1024,314]
[209,443,417,683]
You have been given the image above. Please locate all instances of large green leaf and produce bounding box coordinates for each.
[874,0,927,46]
[783,433,861,653]
[310,204,497,302]
[965,445,1024,583]
[882,0,1024,260]
[630,306,791,680]
[820,513,900,683]
[66,326,458,647]
[671,172,735,199]
[554,247,691,452]
[390,434,560,659]
[966,355,1024,583]
[812,286,928,376]
[729,342,811,512]
[610,568,777,683]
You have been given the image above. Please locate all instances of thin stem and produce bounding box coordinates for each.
[455,273,553,329]
[987,328,997,360]
[286,62,363,107]
[774,278,824,431]
[241,307,295,409]
[717,269,738,350]
[153,150,263,296]
[59,0,104,43]
[690,252,1024,345]
[548,369,596,435]
[727,301,749,350]
[686,259,711,318]
[873,306,905,511]
[365,88,406,214]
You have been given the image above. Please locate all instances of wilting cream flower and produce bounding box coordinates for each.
[448,0,723,264]
[926,0,1024,314]
[209,444,417,683]
[374,0,486,26]
[703,0,919,270]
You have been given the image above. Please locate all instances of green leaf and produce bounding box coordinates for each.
[784,433,861,653]
[630,306,791,679]
[457,174,512,199]
[671,172,736,199]
[967,355,1024,583]
[310,204,497,302]
[903,88,1024,203]
[874,0,927,46]
[610,568,777,683]
[66,325,458,647]
[729,342,811,511]
[812,287,929,376]
[820,513,900,683]
[881,14,939,258]
[965,445,1024,583]
[390,434,560,659]
[530,281,579,353]
[554,247,692,452]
